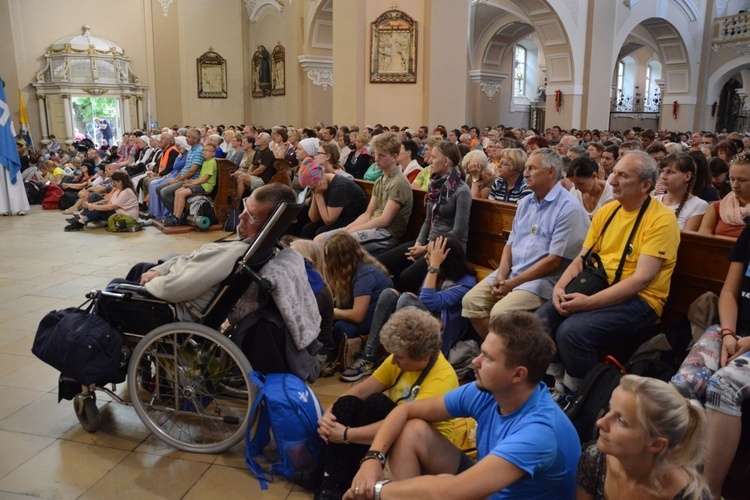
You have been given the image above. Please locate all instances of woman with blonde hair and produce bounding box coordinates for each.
[462,149,496,199]
[290,238,334,348]
[488,148,532,203]
[325,232,392,346]
[577,375,709,500]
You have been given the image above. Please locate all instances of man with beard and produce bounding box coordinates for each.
[345,311,580,500]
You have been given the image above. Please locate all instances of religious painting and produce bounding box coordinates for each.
[252,45,272,98]
[197,50,227,98]
[370,10,417,84]
[271,44,286,96]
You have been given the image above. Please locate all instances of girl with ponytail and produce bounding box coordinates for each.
[655,153,709,231]
[577,375,709,499]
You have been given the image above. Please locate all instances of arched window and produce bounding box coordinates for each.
[617,61,624,95]
[514,45,526,96]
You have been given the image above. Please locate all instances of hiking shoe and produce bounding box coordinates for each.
[64,220,85,231]
[162,215,179,227]
[340,356,374,382]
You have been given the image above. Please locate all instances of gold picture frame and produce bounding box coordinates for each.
[271,44,286,96]
[197,50,227,98]
[370,10,417,84]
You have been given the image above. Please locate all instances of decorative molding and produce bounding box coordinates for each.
[469,70,508,100]
[716,0,729,17]
[298,55,333,90]
[480,82,502,100]
[312,20,333,50]
[83,88,109,96]
[60,94,70,99]
[157,0,173,17]
[36,95,45,100]
[244,0,284,22]
[122,94,132,100]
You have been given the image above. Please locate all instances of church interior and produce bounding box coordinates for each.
[1,0,750,498]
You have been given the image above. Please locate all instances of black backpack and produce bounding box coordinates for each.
[25,182,43,205]
[564,356,625,444]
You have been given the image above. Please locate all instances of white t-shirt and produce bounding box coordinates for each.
[655,194,709,230]
[570,181,614,216]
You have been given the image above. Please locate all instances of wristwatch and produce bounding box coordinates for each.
[427,266,440,274]
[374,479,392,500]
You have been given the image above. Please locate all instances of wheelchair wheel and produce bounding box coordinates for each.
[127,322,256,454]
[74,393,100,433]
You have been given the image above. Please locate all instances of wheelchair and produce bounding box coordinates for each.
[60,201,303,454]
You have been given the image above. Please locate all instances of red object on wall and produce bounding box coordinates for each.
[672,101,679,120]
[555,90,563,113]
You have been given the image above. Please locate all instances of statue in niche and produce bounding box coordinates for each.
[252,45,271,97]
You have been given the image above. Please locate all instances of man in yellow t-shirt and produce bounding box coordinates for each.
[313,307,458,498]
[536,150,680,395]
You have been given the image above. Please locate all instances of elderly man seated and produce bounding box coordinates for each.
[117,183,296,320]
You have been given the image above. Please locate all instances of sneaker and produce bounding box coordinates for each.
[162,215,179,227]
[64,220,85,231]
[550,385,574,410]
[340,356,374,382]
[66,216,79,224]
[314,476,345,500]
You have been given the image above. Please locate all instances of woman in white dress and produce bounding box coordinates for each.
[656,153,708,231]
[0,159,30,216]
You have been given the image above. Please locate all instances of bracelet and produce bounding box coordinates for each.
[374,479,392,500]
[360,450,386,468]
[343,426,350,445]
[721,328,736,338]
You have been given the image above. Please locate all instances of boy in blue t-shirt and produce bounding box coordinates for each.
[345,311,581,500]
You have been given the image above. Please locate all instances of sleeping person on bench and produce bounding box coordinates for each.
[117,184,296,320]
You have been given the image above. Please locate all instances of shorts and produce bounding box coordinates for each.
[455,452,476,474]
[188,185,207,195]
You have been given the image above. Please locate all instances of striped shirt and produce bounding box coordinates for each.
[488,175,532,203]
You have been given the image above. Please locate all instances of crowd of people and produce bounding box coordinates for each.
[10,120,750,499]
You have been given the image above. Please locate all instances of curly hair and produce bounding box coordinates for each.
[324,232,389,307]
[380,307,441,361]
[372,131,401,156]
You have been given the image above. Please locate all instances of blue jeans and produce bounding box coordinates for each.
[361,289,427,359]
[535,296,658,380]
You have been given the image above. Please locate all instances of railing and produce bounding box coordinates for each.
[714,13,750,48]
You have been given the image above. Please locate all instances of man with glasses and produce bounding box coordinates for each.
[116,183,296,321]
[156,128,204,214]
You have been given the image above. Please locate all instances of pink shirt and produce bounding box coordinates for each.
[110,189,139,219]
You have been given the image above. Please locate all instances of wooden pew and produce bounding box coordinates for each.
[354,179,736,328]
[214,158,238,227]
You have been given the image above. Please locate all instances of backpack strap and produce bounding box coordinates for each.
[245,371,274,490]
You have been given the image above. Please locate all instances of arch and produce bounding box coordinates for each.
[707,57,750,106]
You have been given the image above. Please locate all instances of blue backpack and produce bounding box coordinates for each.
[245,371,324,489]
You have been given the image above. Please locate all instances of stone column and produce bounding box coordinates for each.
[36,95,49,139]
[122,94,132,132]
[61,94,73,142]
[136,96,144,130]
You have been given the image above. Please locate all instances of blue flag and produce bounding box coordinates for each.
[0,77,22,184]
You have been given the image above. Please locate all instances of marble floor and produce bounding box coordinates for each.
[0,206,350,499]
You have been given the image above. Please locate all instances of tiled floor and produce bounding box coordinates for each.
[0,207,349,499]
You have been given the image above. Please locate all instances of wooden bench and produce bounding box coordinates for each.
[354,179,734,327]
[153,158,237,234]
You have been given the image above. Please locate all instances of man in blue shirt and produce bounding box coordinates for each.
[345,311,581,500]
[462,148,590,338]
